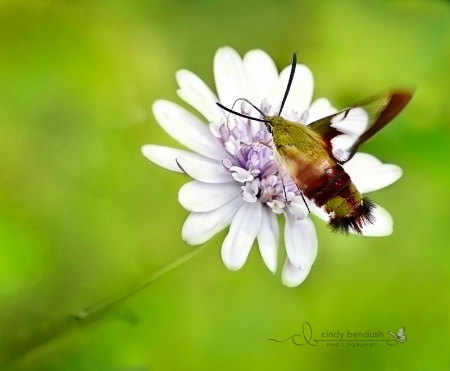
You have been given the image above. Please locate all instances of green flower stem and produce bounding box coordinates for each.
[74,245,207,321]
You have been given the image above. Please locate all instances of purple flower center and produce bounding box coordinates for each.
[214,100,301,214]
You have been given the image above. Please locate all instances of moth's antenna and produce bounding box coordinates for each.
[278,52,297,116]
[233,98,267,119]
[216,102,268,123]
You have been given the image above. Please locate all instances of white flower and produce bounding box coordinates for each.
[142,47,402,287]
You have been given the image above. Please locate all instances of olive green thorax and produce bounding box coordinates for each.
[265,116,331,167]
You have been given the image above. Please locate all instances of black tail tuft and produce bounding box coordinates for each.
[329,198,376,234]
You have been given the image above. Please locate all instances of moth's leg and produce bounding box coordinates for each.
[257,140,272,149]
[241,140,272,150]
[300,191,311,213]
[280,176,288,203]
[280,171,311,213]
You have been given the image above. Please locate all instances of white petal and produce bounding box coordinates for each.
[307,98,337,124]
[176,69,225,122]
[281,258,312,287]
[214,47,249,107]
[273,63,313,116]
[289,196,309,220]
[308,201,329,222]
[142,144,206,173]
[182,196,242,245]
[344,153,403,193]
[243,49,278,104]
[284,209,318,270]
[221,202,262,271]
[257,208,279,273]
[152,100,228,160]
[178,180,241,212]
[176,154,233,184]
[358,204,394,237]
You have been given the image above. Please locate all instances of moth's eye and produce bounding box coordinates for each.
[266,124,273,134]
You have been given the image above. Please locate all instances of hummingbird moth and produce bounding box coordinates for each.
[217,54,413,234]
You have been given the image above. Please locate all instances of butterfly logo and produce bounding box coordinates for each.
[389,327,407,344]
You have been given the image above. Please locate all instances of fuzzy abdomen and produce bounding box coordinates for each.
[299,165,375,234]
[306,165,359,212]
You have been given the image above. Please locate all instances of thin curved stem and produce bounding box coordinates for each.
[74,245,208,321]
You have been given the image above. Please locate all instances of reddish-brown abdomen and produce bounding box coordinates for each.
[307,166,351,206]
[293,164,375,234]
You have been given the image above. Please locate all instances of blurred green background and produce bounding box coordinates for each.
[0,0,449,370]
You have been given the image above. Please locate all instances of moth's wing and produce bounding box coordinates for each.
[397,327,406,343]
[307,91,413,163]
